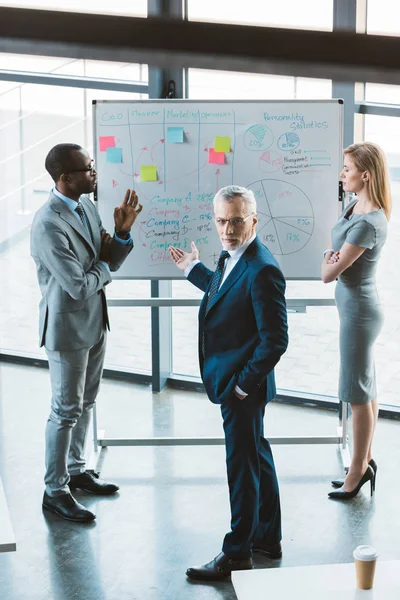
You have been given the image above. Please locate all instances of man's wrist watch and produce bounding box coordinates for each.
[114,228,131,239]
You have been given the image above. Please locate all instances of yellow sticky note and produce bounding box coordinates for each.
[214,136,231,153]
[140,165,157,181]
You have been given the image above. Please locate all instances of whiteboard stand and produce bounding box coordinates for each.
[88,414,346,476]
[89,98,347,470]
[87,297,349,475]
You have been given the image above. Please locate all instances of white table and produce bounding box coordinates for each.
[232,560,400,599]
[0,478,16,553]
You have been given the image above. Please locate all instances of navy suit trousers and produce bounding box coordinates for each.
[220,392,281,559]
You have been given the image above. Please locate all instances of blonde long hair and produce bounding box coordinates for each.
[344,141,392,219]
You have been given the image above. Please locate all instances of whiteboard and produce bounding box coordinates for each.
[93,99,343,279]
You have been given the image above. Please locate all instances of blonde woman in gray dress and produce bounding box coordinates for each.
[321,141,391,500]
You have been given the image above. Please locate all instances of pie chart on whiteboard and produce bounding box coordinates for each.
[258,150,283,173]
[247,179,315,255]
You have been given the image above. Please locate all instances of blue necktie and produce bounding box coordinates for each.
[205,250,230,314]
[75,202,94,243]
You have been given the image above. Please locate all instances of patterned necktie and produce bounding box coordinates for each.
[75,202,94,243]
[205,250,230,314]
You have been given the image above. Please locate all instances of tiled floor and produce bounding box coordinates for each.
[1,363,400,599]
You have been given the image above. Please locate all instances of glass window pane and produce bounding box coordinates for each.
[172,280,202,378]
[0,1,147,17]
[295,77,332,100]
[365,83,400,104]
[84,61,148,83]
[188,70,331,101]
[364,114,400,162]
[105,281,151,373]
[1,238,45,358]
[367,0,400,35]
[172,306,201,378]
[188,0,333,30]
[106,306,151,373]
[276,308,339,398]
[0,53,148,83]
[188,69,295,100]
[0,81,151,372]
[0,53,75,72]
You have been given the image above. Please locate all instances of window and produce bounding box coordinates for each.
[0,1,147,17]
[188,0,333,31]
[0,53,148,84]
[0,80,151,372]
[367,0,400,36]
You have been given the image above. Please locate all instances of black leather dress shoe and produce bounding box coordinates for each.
[69,471,119,495]
[186,552,253,581]
[252,540,282,558]
[42,492,96,523]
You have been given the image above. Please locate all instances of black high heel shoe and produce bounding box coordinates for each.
[328,465,374,500]
[331,459,377,490]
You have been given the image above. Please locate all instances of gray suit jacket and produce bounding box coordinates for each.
[30,192,132,351]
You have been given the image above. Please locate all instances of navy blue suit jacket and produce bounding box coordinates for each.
[188,237,288,405]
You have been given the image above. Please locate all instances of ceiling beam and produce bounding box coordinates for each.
[1,7,400,85]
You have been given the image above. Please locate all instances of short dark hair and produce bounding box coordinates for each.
[45,143,83,182]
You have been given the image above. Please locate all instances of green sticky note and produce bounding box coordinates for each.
[140,165,157,181]
[214,136,231,153]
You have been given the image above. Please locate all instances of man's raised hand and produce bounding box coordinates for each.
[169,242,199,271]
[114,189,143,232]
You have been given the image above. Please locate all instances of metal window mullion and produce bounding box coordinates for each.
[332,0,358,149]
[0,69,149,94]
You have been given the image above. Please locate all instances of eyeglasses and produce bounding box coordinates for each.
[64,160,96,175]
[215,213,254,227]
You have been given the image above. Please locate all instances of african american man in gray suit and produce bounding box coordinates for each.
[31,143,142,523]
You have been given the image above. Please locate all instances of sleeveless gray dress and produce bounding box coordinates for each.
[331,199,387,404]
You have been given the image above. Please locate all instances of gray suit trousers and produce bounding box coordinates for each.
[44,331,107,496]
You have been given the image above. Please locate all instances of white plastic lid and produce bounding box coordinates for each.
[353,545,379,561]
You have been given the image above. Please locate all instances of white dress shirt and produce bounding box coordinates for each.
[185,233,257,397]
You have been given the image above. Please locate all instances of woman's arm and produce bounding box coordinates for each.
[321,242,366,283]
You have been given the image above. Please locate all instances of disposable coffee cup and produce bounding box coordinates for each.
[353,545,378,590]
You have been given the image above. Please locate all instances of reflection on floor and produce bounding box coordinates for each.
[0,363,399,600]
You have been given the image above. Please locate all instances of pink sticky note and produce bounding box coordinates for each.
[208,148,225,165]
[99,136,115,152]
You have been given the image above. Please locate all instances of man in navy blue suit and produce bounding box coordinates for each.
[169,185,288,581]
